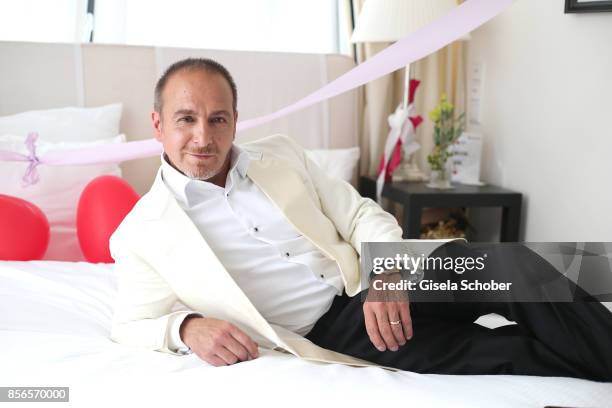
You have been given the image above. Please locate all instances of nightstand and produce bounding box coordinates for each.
[359,176,522,242]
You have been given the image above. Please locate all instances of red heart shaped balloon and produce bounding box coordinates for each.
[77,176,140,263]
[0,194,50,260]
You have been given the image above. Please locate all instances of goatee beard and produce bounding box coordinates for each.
[185,167,220,181]
[185,154,230,181]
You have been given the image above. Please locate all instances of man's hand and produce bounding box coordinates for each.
[180,316,259,366]
[363,272,413,352]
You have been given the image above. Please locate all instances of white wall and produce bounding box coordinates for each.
[467,0,612,241]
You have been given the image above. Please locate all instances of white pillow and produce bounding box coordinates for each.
[0,134,126,261]
[305,147,360,185]
[0,104,122,143]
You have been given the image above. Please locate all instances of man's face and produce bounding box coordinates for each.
[152,69,237,181]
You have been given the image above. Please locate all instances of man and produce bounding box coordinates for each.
[110,58,612,380]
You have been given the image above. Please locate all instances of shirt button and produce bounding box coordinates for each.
[320,274,324,279]
[285,252,290,258]
[253,227,259,232]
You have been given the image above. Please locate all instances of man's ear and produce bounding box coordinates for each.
[152,110,162,142]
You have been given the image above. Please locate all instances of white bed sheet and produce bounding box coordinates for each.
[1,260,610,408]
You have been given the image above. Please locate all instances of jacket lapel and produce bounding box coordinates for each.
[246,154,337,260]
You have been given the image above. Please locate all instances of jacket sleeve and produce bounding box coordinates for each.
[281,135,404,255]
[108,231,195,355]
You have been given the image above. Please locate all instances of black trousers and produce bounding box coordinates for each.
[306,242,612,381]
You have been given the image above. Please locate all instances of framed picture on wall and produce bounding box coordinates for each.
[565,0,612,13]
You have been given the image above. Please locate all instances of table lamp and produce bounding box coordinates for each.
[352,0,460,182]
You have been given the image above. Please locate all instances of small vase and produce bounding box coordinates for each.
[426,162,454,189]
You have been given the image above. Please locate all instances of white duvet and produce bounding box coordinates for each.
[0,260,610,408]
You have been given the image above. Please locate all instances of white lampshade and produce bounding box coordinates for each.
[352,0,461,43]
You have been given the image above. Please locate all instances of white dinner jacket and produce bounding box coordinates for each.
[109,134,450,368]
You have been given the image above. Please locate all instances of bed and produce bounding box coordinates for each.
[1,260,610,407]
[1,41,611,407]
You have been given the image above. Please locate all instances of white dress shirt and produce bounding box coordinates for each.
[161,145,342,353]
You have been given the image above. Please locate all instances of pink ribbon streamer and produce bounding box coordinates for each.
[0,0,512,177]
[0,132,42,186]
[22,132,41,186]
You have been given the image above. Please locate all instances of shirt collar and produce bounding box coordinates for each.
[161,144,250,207]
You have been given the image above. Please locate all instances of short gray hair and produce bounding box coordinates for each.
[153,57,238,114]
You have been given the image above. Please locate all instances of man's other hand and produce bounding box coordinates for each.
[180,316,259,366]
[363,272,413,352]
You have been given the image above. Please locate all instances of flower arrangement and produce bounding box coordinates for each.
[427,94,466,173]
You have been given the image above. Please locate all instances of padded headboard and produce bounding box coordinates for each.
[0,41,358,195]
